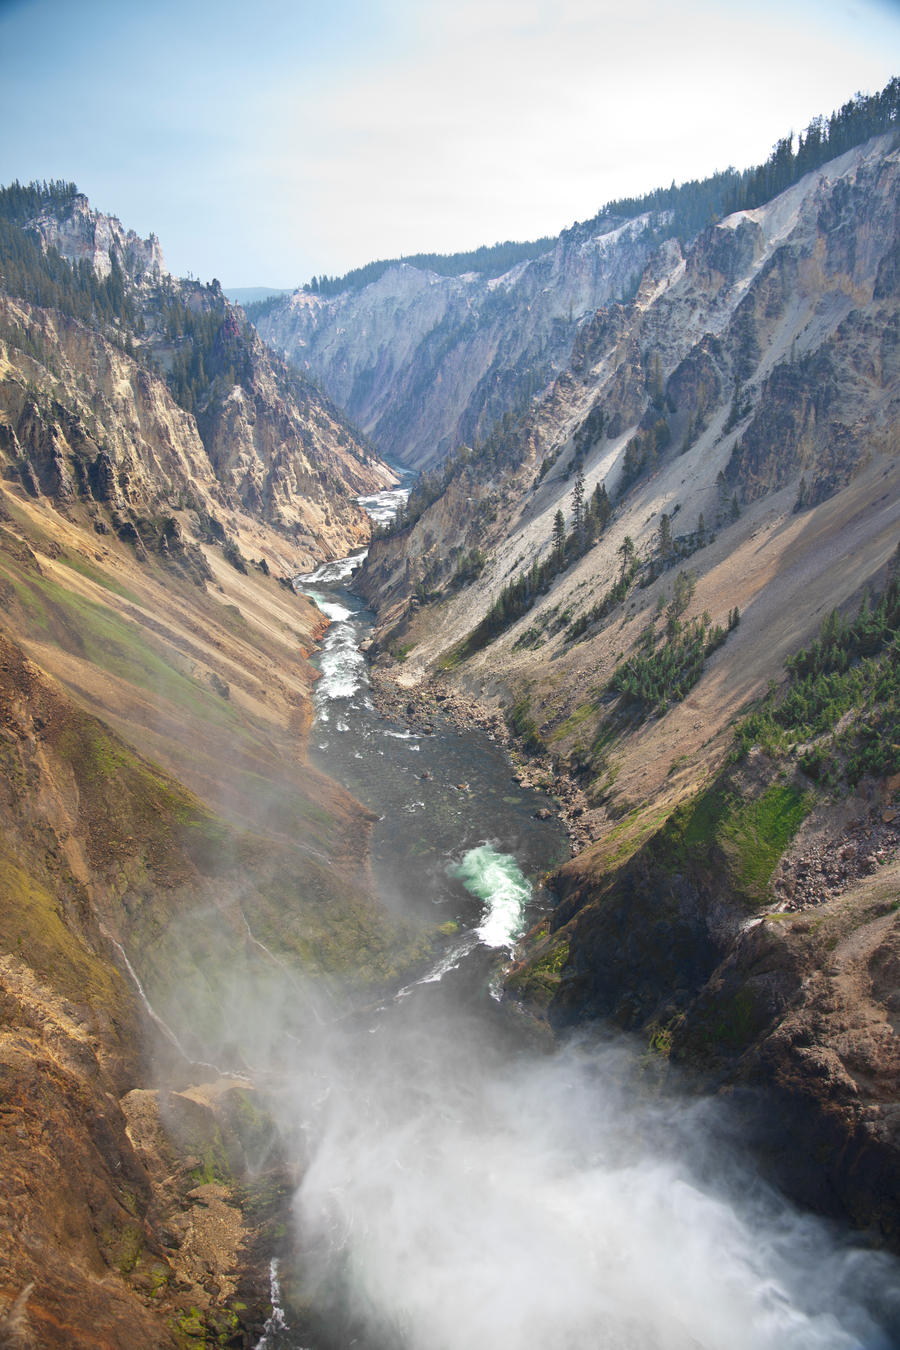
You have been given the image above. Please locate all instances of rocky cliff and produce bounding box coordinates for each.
[256,216,658,469]
[2,183,397,568]
[0,188,422,1346]
[0,492,432,1344]
[355,129,900,1240]
[28,189,167,284]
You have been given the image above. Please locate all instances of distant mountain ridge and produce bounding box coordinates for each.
[224,285,289,306]
[256,214,658,469]
[253,78,900,473]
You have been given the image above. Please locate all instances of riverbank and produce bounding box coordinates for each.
[367,666,597,854]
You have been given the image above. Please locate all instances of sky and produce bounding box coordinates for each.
[1,0,899,288]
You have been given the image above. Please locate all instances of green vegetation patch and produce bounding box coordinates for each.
[54,716,229,877]
[506,696,544,754]
[102,1221,145,1277]
[0,854,127,1012]
[664,787,732,857]
[719,783,813,903]
[652,777,811,907]
[734,578,900,789]
[550,693,604,743]
[56,552,142,603]
[506,935,570,1012]
[685,985,762,1056]
[1,553,241,733]
[611,597,739,718]
[587,799,681,874]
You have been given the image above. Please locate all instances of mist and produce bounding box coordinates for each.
[286,1005,897,1349]
[140,538,900,1350]
[155,946,899,1350]
[234,533,900,1350]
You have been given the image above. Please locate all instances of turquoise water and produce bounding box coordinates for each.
[452,844,532,949]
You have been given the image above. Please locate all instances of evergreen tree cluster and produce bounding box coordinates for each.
[155,284,253,414]
[477,473,610,633]
[613,603,738,716]
[448,547,487,589]
[243,291,290,323]
[619,418,672,492]
[573,402,605,458]
[444,474,613,662]
[735,576,900,785]
[564,556,639,642]
[0,179,372,481]
[639,511,713,588]
[575,78,900,244]
[0,179,79,225]
[373,446,475,538]
[301,237,557,299]
[0,207,137,333]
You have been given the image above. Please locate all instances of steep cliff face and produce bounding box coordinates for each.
[28,189,167,284]
[256,217,658,468]
[2,184,397,567]
[195,317,391,550]
[358,131,900,882]
[0,459,433,1343]
[0,293,385,573]
[359,133,900,642]
[356,132,900,1238]
[0,188,423,1345]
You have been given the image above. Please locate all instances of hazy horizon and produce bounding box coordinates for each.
[2,0,899,288]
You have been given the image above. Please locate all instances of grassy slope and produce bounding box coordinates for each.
[0,480,432,1345]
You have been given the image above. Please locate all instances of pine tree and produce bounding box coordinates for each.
[592,483,611,531]
[619,535,635,582]
[552,509,566,565]
[571,465,586,546]
[658,512,672,561]
[649,351,664,409]
[670,569,695,617]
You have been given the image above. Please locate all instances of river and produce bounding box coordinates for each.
[251,503,900,1350]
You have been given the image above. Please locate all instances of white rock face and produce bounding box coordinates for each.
[357,132,900,658]
[28,194,167,284]
[257,218,658,469]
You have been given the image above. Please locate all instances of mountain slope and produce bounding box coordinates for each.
[256,217,658,469]
[0,190,424,1346]
[1,182,396,566]
[355,129,900,1238]
[253,82,900,476]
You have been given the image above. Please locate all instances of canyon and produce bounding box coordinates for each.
[2,87,900,1346]
[346,128,900,1242]
[0,187,413,1346]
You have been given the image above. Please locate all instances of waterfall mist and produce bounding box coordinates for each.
[273,997,899,1350]
[161,533,899,1350]
[158,952,900,1350]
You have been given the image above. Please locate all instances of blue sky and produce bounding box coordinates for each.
[1,0,898,286]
